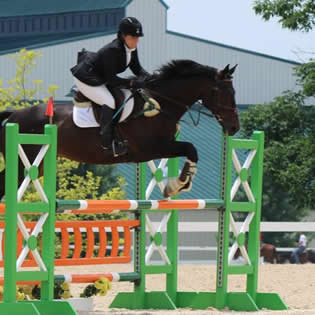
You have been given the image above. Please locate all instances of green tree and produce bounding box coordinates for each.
[240,92,315,245]
[294,61,315,97]
[252,0,315,247]
[254,0,315,99]
[253,0,315,32]
[0,48,58,110]
[75,164,119,196]
[55,158,127,221]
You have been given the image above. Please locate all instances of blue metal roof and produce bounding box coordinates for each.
[0,0,128,17]
[0,0,168,17]
[0,31,116,56]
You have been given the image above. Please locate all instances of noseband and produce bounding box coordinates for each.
[209,82,238,121]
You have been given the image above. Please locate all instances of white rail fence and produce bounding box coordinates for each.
[0,221,314,263]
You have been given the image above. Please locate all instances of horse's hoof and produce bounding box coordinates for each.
[163,187,171,198]
[163,178,182,198]
[179,181,192,192]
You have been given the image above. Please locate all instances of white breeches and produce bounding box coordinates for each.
[73,77,115,109]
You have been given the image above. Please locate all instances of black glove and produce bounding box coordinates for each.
[130,80,146,89]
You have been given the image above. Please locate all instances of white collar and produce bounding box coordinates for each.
[124,44,136,53]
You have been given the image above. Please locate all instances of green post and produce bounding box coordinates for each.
[3,123,19,304]
[218,131,287,311]
[0,123,77,315]
[215,134,231,308]
[110,162,148,308]
[166,156,179,303]
[40,125,57,301]
[134,162,147,308]
[111,155,180,309]
[249,132,287,310]
[246,131,264,299]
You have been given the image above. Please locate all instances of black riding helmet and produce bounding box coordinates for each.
[118,17,144,37]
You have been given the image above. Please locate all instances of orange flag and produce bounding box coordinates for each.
[46,96,54,117]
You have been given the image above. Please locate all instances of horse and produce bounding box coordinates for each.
[279,249,310,264]
[234,243,280,264]
[260,243,280,264]
[289,248,311,264]
[0,59,239,199]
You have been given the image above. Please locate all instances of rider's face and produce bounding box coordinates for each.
[123,35,140,49]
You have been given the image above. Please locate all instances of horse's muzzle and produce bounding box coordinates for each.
[224,123,240,136]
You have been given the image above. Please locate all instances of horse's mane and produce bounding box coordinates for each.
[150,59,218,81]
[131,59,217,82]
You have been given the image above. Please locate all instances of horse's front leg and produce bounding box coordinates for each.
[144,140,198,198]
[164,158,197,198]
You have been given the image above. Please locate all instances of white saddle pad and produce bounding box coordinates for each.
[72,89,134,128]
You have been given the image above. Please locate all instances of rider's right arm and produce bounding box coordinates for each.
[97,47,131,88]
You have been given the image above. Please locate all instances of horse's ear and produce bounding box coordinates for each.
[229,64,238,75]
[217,64,237,80]
[223,64,230,74]
[217,64,229,80]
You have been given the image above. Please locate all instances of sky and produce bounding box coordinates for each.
[164,0,315,63]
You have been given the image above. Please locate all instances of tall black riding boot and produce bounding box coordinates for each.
[99,105,128,157]
[99,105,115,150]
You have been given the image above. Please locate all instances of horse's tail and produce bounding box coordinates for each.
[0,110,14,152]
[0,110,13,127]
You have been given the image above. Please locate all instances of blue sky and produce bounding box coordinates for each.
[164,0,314,62]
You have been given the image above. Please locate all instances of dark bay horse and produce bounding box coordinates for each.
[0,60,239,198]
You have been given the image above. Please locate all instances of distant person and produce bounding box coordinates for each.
[292,232,307,264]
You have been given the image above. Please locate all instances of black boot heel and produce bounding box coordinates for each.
[112,140,128,157]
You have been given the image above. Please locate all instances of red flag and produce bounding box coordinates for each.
[46,96,54,117]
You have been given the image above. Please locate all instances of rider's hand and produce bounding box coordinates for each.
[130,80,146,89]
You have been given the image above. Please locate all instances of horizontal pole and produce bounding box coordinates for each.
[56,199,224,213]
[0,272,140,285]
[1,220,314,233]
[1,221,314,233]
[231,139,258,150]
[0,199,224,214]
[0,202,49,214]
[17,134,51,145]
[16,271,49,282]
[228,265,254,275]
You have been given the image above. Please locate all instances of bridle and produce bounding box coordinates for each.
[145,79,237,127]
[144,88,214,126]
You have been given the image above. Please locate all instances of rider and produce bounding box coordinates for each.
[70,17,150,156]
[292,232,307,264]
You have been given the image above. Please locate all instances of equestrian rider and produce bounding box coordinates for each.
[70,17,149,156]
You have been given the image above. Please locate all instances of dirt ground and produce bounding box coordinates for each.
[52,263,315,315]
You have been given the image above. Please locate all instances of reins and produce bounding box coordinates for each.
[125,81,237,127]
[144,88,214,127]
[144,88,238,127]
